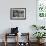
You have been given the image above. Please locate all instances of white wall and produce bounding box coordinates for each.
[0,0,37,42]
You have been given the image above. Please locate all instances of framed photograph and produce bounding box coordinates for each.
[10,8,26,20]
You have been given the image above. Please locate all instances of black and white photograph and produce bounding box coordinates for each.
[10,8,26,20]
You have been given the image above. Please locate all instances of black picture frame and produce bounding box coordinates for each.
[10,8,26,20]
